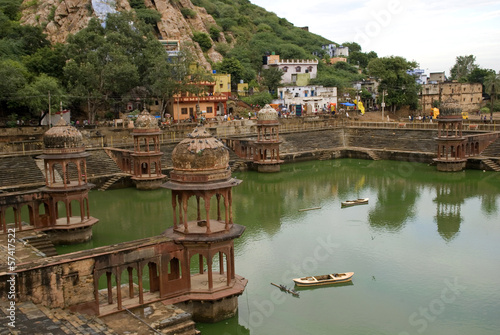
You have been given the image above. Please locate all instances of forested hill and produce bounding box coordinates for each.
[19,0,333,71]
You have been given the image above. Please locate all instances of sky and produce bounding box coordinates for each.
[250,0,500,77]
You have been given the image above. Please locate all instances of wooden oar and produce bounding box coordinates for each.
[298,207,321,212]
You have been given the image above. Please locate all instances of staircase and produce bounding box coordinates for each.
[366,150,381,161]
[318,151,332,160]
[0,156,45,189]
[231,159,248,172]
[482,159,500,172]
[98,174,125,191]
[21,233,58,257]
[0,300,117,335]
[153,311,197,335]
[480,136,500,157]
[35,158,63,183]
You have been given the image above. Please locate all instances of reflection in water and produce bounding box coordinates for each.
[368,180,419,232]
[433,183,465,241]
[53,159,500,252]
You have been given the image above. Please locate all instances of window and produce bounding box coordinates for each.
[308,66,313,73]
[181,108,188,115]
[283,66,288,73]
[207,107,213,114]
[295,66,301,72]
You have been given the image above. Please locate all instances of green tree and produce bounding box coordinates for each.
[213,57,244,89]
[22,43,66,78]
[467,67,496,85]
[144,48,191,119]
[484,72,500,117]
[0,0,22,21]
[242,90,272,108]
[450,55,478,82]
[17,74,65,123]
[261,67,283,94]
[367,56,420,112]
[63,13,161,123]
[341,42,362,53]
[192,31,211,52]
[0,59,28,115]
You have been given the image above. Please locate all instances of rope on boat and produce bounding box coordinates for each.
[271,283,299,297]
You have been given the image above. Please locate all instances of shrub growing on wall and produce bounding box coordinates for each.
[181,8,197,19]
[192,32,211,52]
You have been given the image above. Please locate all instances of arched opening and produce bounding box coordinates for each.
[64,161,79,184]
[141,162,149,175]
[69,199,82,219]
[168,257,182,280]
[97,271,116,307]
[38,202,50,227]
[143,262,160,293]
[190,253,207,275]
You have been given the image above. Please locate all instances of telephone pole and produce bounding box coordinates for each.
[381,90,386,122]
[48,91,51,127]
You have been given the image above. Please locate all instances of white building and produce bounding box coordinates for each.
[263,54,318,84]
[321,44,350,58]
[275,86,337,115]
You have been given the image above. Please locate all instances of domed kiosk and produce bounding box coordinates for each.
[161,125,247,323]
[253,104,283,172]
[433,98,467,172]
[37,117,98,244]
[131,109,165,189]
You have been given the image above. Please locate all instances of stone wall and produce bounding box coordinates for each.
[346,128,437,152]
[281,128,345,153]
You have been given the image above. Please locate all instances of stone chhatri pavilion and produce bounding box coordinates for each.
[253,104,284,172]
[35,117,98,244]
[161,125,247,322]
[434,98,468,172]
[131,108,166,189]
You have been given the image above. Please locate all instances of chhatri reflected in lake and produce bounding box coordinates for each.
[57,159,500,335]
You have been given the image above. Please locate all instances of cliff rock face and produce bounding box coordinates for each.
[20,0,227,70]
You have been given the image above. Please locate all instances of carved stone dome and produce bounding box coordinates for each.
[172,126,229,172]
[258,104,279,122]
[43,117,84,150]
[134,109,158,129]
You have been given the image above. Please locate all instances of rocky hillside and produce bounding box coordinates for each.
[20,0,226,69]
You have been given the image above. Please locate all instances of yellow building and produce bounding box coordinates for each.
[213,73,231,97]
[238,82,249,96]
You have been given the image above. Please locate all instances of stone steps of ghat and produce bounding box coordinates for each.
[480,136,500,157]
[0,150,128,190]
[53,150,123,180]
[24,234,59,257]
[0,156,45,188]
[0,300,117,335]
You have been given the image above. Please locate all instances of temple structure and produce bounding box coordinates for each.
[253,104,283,172]
[433,99,468,172]
[0,117,98,243]
[36,117,99,243]
[162,125,247,322]
[131,109,165,189]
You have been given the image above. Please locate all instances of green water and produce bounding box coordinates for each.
[56,159,500,335]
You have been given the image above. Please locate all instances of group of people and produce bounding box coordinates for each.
[408,115,433,123]
[481,115,493,123]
